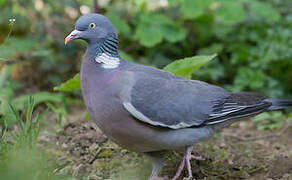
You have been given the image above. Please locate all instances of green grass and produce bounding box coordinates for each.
[0,96,75,180]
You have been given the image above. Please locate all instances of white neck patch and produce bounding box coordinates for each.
[95,53,120,69]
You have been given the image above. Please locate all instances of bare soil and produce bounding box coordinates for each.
[39,106,292,180]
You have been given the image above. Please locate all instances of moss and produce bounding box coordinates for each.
[98,148,113,158]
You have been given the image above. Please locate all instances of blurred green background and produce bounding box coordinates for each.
[0,0,292,179]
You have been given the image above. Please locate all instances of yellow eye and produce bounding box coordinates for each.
[89,23,96,29]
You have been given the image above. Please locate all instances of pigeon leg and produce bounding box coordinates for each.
[172,155,186,180]
[151,176,167,180]
[145,151,167,180]
[172,146,204,180]
[149,160,164,180]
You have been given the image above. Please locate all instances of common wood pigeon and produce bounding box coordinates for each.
[65,13,292,180]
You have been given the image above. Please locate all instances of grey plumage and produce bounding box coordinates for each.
[266,99,292,110]
[65,13,292,180]
[123,73,229,129]
[95,35,119,57]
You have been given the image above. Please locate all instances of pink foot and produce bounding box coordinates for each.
[172,147,204,180]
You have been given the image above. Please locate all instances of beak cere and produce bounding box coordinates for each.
[65,30,81,44]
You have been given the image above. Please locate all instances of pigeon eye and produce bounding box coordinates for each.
[89,23,96,29]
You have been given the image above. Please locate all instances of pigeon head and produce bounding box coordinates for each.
[65,13,117,45]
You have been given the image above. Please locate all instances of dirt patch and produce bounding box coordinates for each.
[269,155,292,179]
[39,108,292,180]
[39,107,151,180]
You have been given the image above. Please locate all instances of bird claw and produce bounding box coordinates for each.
[172,147,204,180]
[190,155,205,161]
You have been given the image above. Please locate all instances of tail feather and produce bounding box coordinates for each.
[265,99,292,110]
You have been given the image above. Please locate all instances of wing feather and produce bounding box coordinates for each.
[122,73,229,129]
[121,71,272,129]
[206,92,272,124]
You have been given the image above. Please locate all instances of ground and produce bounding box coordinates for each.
[39,106,292,180]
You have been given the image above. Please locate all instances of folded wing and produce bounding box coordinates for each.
[122,73,272,129]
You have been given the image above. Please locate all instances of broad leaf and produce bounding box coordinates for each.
[109,16,131,34]
[134,12,186,47]
[161,24,187,43]
[215,1,246,25]
[163,54,217,78]
[134,13,165,47]
[54,73,81,91]
[134,23,163,47]
[243,0,281,22]
[180,0,212,19]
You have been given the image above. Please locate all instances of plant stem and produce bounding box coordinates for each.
[93,0,99,13]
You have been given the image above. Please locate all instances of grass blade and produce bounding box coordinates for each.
[25,96,35,135]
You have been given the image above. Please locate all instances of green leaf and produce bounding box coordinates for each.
[135,24,163,47]
[0,92,61,126]
[234,67,266,90]
[254,112,284,131]
[0,0,5,6]
[168,0,182,6]
[0,37,37,58]
[134,13,166,47]
[253,112,270,122]
[54,73,81,91]
[180,0,212,19]
[25,96,35,135]
[163,54,217,78]
[134,12,186,47]
[109,16,131,34]
[1,101,19,126]
[119,51,134,62]
[216,1,246,25]
[161,24,187,42]
[12,92,64,110]
[243,0,281,22]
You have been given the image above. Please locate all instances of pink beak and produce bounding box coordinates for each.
[65,30,81,45]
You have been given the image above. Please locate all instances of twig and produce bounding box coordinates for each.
[0,119,7,141]
[1,22,14,47]
[93,0,99,13]
[89,148,101,164]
